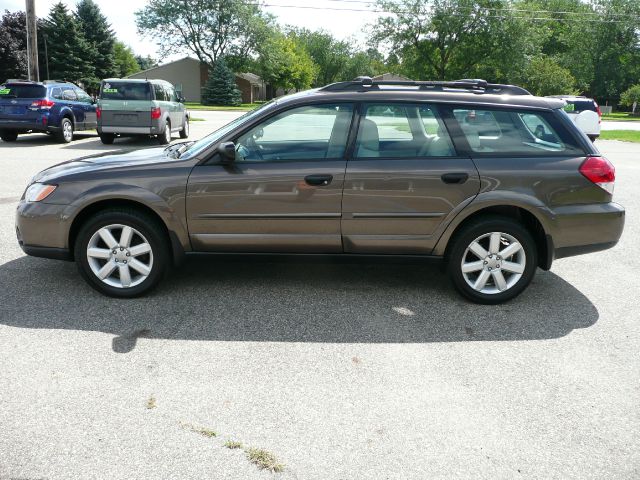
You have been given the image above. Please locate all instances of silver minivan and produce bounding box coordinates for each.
[97,78,189,144]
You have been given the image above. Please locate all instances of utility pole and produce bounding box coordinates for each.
[25,0,39,81]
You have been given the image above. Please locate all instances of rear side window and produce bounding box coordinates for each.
[153,83,166,101]
[101,82,151,101]
[453,108,583,155]
[61,88,77,101]
[51,87,62,100]
[0,84,46,99]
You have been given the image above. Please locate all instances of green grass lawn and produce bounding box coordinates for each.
[602,112,640,122]
[600,130,640,142]
[185,102,260,111]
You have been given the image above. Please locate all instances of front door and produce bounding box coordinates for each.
[186,103,354,253]
[341,102,480,254]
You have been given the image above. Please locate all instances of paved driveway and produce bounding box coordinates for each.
[0,114,638,479]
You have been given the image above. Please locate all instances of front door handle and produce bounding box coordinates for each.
[441,172,469,184]
[305,174,333,186]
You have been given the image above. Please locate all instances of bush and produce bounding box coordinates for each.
[620,85,640,115]
[202,58,242,106]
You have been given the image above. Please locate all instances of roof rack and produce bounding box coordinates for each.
[320,76,531,96]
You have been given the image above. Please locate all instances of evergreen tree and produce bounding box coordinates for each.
[41,2,93,82]
[202,58,242,106]
[0,10,28,82]
[75,0,115,81]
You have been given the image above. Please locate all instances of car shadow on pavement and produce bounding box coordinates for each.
[0,256,599,353]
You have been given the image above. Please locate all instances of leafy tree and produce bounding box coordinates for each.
[75,0,115,81]
[113,41,140,77]
[620,85,640,114]
[257,33,316,92]
[201,58,241,106]
[136,0,274,70]
[0,10,28,82]
[135,54,157,71]
[519,55,577,96]
[41,2,93,82]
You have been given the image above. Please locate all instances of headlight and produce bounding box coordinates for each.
[24,183,57,202]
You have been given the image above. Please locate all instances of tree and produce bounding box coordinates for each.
[519,55,577,96]
[135,54,157,71]
[75,0,115,81]
[41,2,93,82]
[0,10,28,82]
[201,58,242,106]
[620,85,640,114]
[136,0,274,70]
[113,41,140,77]
[257,33,316,92]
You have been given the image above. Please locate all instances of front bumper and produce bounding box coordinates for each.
[16,200,74,261]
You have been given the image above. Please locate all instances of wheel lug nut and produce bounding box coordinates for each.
[123,260,127,264]
[488,267,492,271]
[120,247,124,251]
[112,250,117,254]
[126,252,130,257]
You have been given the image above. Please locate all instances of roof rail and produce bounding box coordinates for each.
[320,76,531,96]
[5,78,37,84]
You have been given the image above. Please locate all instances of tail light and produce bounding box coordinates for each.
[31,99,55,109]
[579,155,615,194]
[594,101,602,124]
[96,106,101,119]
[151,107,161,120]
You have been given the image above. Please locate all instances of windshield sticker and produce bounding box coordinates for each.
[0,88,10,95]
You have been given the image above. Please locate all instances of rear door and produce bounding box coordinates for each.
[99,81,152,130]
[341,102,481,254]
[74,88,97,129]
[61,87,84,127]
[164,84,183,129]
[186,103,354,253]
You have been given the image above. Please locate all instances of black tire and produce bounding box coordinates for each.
[157,119,171,145]
[0,130,18,142]
[99,133,115,144]
[57,117,74,143]
[74,208,170,298]
[179,117,189,139]
[588,135,598,143]
[447,215,538,305]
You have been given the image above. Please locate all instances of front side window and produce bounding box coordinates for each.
[355,103,455,158]
[453,108,583,155]
[75,89,92,103]
[235,104,353,162]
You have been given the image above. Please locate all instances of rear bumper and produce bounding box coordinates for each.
[0,119,55,132]
[548,202,625,260]
[98,126,155,134]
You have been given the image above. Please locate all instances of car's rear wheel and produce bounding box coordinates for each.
[158,119,171,145]
[447,216,537,304]
[57,118,74,143]
[100,133,115,144]
[179,117,189,139]
[0,130,18,142]
[74,209,169,297]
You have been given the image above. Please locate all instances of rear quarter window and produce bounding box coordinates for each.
[0,84,47,99]
[100,82,151,101]
[453,107,584,156]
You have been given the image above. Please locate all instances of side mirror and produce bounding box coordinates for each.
[217,141,236,162]
[177,95,185,103]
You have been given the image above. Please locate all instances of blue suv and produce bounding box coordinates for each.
[0,80,97,143]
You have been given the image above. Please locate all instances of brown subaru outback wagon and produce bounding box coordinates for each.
[16,78,625,303]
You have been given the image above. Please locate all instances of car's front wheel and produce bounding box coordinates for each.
[74,209,169,297]
[447,216,537,304]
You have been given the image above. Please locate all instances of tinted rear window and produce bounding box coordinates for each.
[563,100,597,113]
[0,84,47,99]
[100,82,151,101]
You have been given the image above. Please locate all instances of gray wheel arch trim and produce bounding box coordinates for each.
[431,192,553,257]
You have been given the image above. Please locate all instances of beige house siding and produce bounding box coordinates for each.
[128,57,203,102]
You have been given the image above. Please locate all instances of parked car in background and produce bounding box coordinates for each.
[97,78,189,145]
[547,95,601,142]
[0,80,97,143]
[16,78,624,303]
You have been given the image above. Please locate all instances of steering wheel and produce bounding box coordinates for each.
[245,135,264,161]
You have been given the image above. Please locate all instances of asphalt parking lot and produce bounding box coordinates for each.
[0,112,638,479]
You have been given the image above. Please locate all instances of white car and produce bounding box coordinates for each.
[547,95,601,142]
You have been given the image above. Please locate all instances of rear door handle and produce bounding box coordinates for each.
[441,172,469,184]
[305,174,333,186]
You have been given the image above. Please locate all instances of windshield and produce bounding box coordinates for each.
[179,101,276,160]
[0,84,46,99]
[100,81,151,101]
